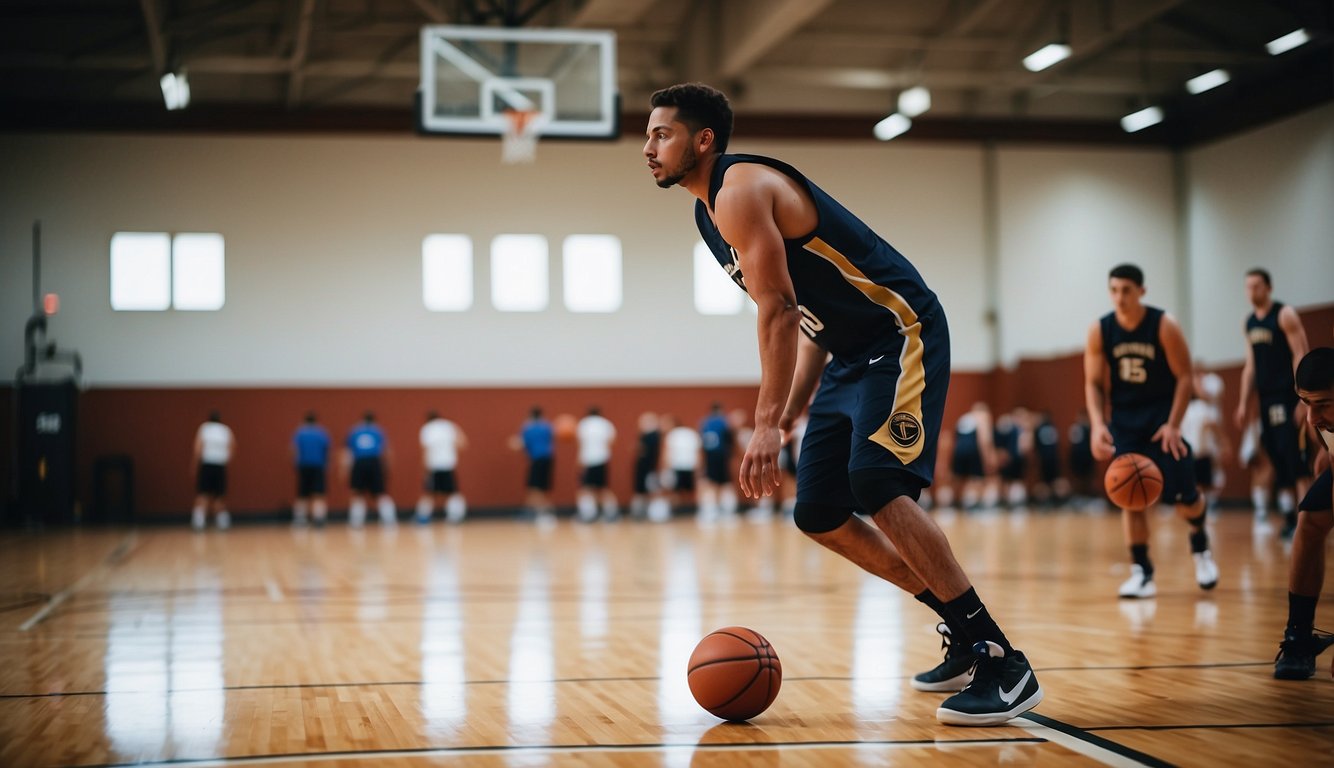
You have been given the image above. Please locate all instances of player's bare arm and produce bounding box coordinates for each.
[1281,304,1312,426]
[1156,313,1194,459]
[1236,320,1256,430]
[780,334,827,437]
[1084,321,1115,461]
[712,167,802,499]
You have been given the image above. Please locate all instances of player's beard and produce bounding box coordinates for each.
[657,143,697,188]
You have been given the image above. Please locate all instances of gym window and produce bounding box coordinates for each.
[491,234,548,312]
[562,235,621,313]
[422,234,473,311]
[110,232,225,311]
[693,241,747,315]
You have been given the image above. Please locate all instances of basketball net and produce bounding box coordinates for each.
[501,109,541,164]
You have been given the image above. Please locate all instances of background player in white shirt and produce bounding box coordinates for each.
[416,411,468,524]
[576,406,618,522]
[660,414,702,522]
[192,411,235,530]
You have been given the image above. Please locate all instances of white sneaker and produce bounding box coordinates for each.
[1118,564,1156,598]
[1193,550,1218,590]
[216,511,231,530]
[191,509,205,531]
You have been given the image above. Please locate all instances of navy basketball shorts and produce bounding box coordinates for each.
[951,444,985,478]
[633,457,658,494]
[527,457,553,491]
[1298,469,1331,513]
[1260,397,1310,486]
[296,465,326,496]
[703,453,731,484]
[1111,434,1200,506]
[673,469,697,493]
[350,457,385,495]
[581,463,609,489]
[197,463,227,496]
[426,469,457,494]
[796,312,949,513]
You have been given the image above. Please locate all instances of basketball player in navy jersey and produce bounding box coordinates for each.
[1237,269,1311,538]
[644,83,1041,726]
[1274,347,1334,679]
[1084,264,1219,599]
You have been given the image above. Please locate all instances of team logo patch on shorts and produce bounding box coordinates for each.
[888,412,922,448]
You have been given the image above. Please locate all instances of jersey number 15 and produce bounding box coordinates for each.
[1119,357,1147,384]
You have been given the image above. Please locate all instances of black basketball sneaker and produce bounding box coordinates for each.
[936,641,1043,726]
[912,624,975,692]
[1274,628,1334,680]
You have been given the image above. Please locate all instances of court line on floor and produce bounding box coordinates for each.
[71,737,1051,768]
[18,533,138,632]
[1018,713,1174,767]
[263,579,284,603]
[0,661,1280,699]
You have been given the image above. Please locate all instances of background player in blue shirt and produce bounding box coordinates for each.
[511,407,555,524]
[292,411,330,526]
[343,411,395,527]
[698,403,735,521]
[644,82,1041,726]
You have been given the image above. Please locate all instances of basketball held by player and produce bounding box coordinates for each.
[1083,264,1218,599]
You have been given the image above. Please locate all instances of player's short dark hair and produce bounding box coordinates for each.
[304,411,317,423]
[1295,348,1334,392]
[1109,264,1144,286]
[208,410,222,422]
[650,83,733,155]
[588,405,601,416]
[530,406,543,419]
[426,410,439,422]
[363,410,375,423]
[1246,268,1272,287]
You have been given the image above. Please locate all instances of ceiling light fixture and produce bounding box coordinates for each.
[1265,28,1310,56]
[1022,43,1071,72]
[873,113,912,141]
[160,71,190,110]
[1120,106,1163,133]
[1185,69,1230,94]
[897,86,931,118]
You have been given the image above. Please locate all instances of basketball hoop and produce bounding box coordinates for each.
[501,109,541,164]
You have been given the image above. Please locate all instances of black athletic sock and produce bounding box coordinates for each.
[915,589,969,645]
[1285,510,1298,530]
[1186,513,1209,553]
[1131,544,1154,578]
[1287,592,1318,635]
[944,587,1012,654]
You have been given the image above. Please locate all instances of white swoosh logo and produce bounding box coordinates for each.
[999,671,1032,705]
[966,607,982,619]
[869,355,885,365]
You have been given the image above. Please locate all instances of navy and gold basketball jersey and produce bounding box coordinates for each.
[1247,303,1295,401]
[695,154,941,360]
[1101,306,1175,442]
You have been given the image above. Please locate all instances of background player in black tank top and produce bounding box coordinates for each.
[1237,268,1312,538]
[1084,264,1218,599]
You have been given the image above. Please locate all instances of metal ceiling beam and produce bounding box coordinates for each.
[287,0,317,108]
[568,0,656,27]
[718,0,838,79]
[1019,0,1192,85]
[136,0,167,76]
[755,65,1147,95]
[407,0,448,24]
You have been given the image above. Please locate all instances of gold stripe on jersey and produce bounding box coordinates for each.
[802,237,927,464]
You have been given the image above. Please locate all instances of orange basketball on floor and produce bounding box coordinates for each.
[687,626,781,721]
[1104,452,1164,510]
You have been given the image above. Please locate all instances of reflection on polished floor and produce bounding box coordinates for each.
[1,507,1331,767]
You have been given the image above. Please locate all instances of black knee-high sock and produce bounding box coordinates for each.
[1287,592,1318,635]
[1131,544,1153,577]
[1186,513,1209,553]
[944,587,1012,654]
[915,589,969,645]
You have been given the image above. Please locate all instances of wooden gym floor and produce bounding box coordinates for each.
[1,506,1331,767]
